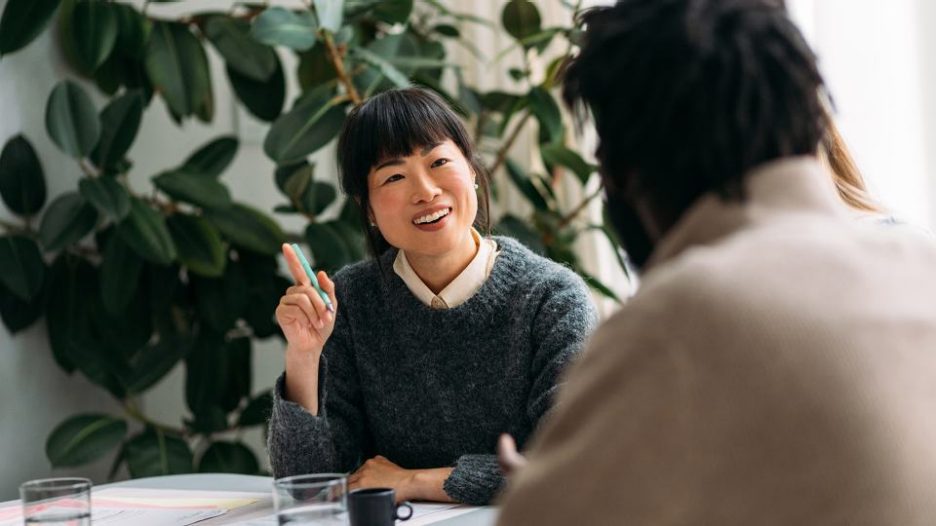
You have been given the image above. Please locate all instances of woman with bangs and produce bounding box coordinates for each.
[267,87,598,505]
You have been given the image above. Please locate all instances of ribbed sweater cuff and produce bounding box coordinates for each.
[442,454,505,505]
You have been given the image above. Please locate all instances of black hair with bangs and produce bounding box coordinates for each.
[337,87,491,258]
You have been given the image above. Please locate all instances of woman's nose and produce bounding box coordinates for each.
[410,172,441,203]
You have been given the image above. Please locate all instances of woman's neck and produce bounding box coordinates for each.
[405,230,479,294]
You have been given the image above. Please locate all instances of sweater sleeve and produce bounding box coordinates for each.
[267,303,367,478]
[443,270,598,505]
[526,272,599,423]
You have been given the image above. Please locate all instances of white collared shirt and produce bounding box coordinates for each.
[393,229,499,309]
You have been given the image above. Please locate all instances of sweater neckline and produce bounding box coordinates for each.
[379,237,529,318]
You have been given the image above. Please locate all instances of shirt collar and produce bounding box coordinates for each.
[393,228,499,309]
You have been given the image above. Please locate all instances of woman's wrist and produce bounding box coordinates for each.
[403,468,455,502]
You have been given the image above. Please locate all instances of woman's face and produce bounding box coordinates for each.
[367,139,478,258]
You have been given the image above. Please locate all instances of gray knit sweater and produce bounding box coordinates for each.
[267,237,597,505]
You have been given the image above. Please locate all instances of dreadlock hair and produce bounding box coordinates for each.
[562,0,829,218]
[337,87,491,259]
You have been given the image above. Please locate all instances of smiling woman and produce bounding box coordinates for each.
[267,87,599,505]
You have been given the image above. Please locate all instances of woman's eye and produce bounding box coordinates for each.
[385,174,403,184]
[431,158,450,168]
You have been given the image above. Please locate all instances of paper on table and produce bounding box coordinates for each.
[0,488,266,526]
[93,487,263,509]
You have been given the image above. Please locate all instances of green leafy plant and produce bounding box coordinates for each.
[0,0,627,477]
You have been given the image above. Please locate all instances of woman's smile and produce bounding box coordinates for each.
[412,206,453,231]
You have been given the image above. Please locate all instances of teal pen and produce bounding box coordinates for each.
[290,243,334,313]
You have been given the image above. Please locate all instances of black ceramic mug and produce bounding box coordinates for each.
[347,488,413,526]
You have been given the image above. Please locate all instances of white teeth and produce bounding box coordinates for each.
[414,208,451,225]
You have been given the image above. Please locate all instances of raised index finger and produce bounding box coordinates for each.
[282,243,310,285]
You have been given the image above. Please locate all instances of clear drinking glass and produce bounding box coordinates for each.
[19,478,92,526]
[273,473,348,525]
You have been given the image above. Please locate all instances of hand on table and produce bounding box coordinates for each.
[349,456,417,503]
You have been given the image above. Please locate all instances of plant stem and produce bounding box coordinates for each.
[558,186,603,229]
[79,158,100,178]
[487,110,532,176]
[0,218,33,236]
[323,31,362,106]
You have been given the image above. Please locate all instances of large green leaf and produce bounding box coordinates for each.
[69,0,118,73]
[305,221,351,273]
[0,235,45,301]
[502,0,541,42]
[263,90,345,164]
[182,136,239,179]
[373,0,413,25]
[79,177,130,222]
[125,430,193,477]
[528,86,563,143]
[112,3,150,60]
[275,161,312,202]
[99,233,142,316]
[167,214,226,277]
[240,251,288,339]
[186,332,250,420]
[352,47,410,88]
[296,46,336,90]
[238,390,273,427]
[152,169,232,210]
[204,203,284,256]
[44,255,95,372]
[198,441,259,474]
[38,192,98,252]
[540,143,595,185]
[0,281,44,334]
[192,266,247,336]
[495,214,544,255]
[45,80,101,158]
[117,197,177,265]
[204,16,276,81]
[0,0,60,56]
[124,333,189,395]
[46,414,127,468]
[250,7,317,52]
[90,90,144,170]
[0,135,46,216]
[145,21,213,122]
[227,56,285,122]
[505,158,551,212]
[314,0,343,33]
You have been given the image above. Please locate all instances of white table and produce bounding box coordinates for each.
[102,474,498,525]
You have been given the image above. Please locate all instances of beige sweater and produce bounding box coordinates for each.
[497,158,936,525]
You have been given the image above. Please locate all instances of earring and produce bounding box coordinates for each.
[474,183,479,190]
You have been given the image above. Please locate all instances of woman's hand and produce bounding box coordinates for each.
[276,243,338,413]
[276,243,338,357]
[349,456,454,503]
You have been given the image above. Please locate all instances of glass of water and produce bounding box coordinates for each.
[273,473,348,525]
[19,477,92,525]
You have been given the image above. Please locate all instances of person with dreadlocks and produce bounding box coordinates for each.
[495,0,936,523]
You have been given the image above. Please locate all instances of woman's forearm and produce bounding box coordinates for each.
[284,348,322,415]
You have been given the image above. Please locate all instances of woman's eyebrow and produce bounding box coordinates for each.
[374,157,404,171]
